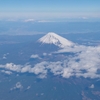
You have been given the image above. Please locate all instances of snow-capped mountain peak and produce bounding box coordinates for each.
[38,32,74,48]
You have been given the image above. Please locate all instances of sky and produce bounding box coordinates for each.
[0,0,100,21]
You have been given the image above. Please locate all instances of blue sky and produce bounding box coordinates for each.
[0,0,100,21]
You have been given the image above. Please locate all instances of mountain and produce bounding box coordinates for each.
[19,33,75,59]
[38,32,74,48]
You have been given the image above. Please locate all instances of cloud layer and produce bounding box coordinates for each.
[0,45,100,79]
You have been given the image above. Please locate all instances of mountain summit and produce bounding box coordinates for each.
[38,32,74,48]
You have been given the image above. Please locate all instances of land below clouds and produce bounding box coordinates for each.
[0,33,100,100]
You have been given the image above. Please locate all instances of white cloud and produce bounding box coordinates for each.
[82,17,88,20]
[1,70,12,75]
[21,65,31,73]
[43,53,47,56]
[89,84,94,88]
[29,62,48,78]
[62,68,74,78]
[47,61,64,75]
[3,56,7,59]
[2,53,9,60]
[24,19,35,22]
[56,45,87,53]
[27,86,31,90]
[41,93,44,95]
[38,20,54,23]
[0,63,22,73]
[5,63,22,72]
[30,54,41,59]
[15,82,23,89]
[0,45,100,79]
[10,82,23,90]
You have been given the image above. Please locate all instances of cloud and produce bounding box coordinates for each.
[1,70,12,75]
[0,63,23,73]
[41,93,44,96]
[0,45,100,79]
[21,65,31,73]
[3,56,7,59]
[89,84,94,88]
[10,82,23,91]
[43,53,47,56]
[57,45,100,78]
[47,61,64,75]
[27,86,31,90]
[56,45,87,53]
[5,63,22,72]
[29,45,100,79]
[24,19,35,22]
[2,53,9,60]
[29,62,48,78]
[82,17,88,20]
[38,20,54,23]
[30,54,41,59]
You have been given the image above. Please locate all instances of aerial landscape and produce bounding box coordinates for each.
[0,0,100,100]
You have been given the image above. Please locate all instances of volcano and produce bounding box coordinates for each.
[38,32,74,48]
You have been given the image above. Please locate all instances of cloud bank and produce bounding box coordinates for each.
[0,45,100,79]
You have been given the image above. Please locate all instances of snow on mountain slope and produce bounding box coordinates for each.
[38,32,74,48]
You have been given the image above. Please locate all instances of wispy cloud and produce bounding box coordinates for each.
[24,19,35,22]
[89,84,94,88]
[10,82,23,91]
[0,12,100,21]
[1,70,12,75]
[38,20,54,23]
